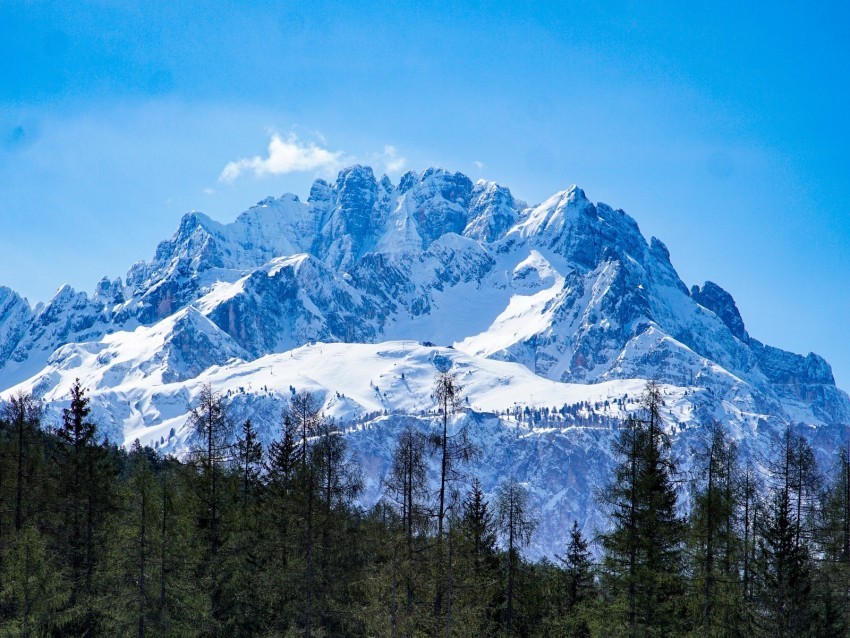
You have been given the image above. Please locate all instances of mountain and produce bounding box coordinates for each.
[1,165,848,556]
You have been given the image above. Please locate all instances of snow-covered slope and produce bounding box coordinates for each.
[1,165,847,555]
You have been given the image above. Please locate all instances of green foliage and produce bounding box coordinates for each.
[598,383,687,638]
[0,525,69,637]
[2,380,850,638]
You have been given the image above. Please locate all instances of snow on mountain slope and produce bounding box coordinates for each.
[0,286,34,367]
[0,338,705,557]
[0,337,810,558]
[1,165,848,555]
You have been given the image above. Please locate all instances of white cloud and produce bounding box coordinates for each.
[381,145,407,174]
[203,187,216,195]
[219,133,345,183]
[473,160,484,170]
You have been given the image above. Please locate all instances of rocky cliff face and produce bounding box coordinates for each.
[1,165,847,556]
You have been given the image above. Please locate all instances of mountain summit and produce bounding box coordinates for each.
[1,166,847,555]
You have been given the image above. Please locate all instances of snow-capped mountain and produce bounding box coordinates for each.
[1,165,847,556]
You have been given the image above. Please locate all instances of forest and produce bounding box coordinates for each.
[1,374,849,638]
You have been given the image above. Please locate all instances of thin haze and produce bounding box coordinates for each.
[1,1,848,388]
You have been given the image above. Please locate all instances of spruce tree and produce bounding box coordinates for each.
[687,421,748,637]
[0,524,69,636]
[261,411,302,634]
[562,521,594,631]
[598,382,685,637]
[755,428,818,637]
[453,479,499,636]
[2,392,42,533]
[55,379,114,636]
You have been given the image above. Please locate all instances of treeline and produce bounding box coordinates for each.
[1,377,850,637]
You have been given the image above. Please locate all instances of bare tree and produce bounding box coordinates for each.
[385,424,431,636]
[431,369,477,628]
[186,383,232,638]
[496,477,536,633]
[284,390,323,476]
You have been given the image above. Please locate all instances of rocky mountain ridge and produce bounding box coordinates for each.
[1,165,846,556]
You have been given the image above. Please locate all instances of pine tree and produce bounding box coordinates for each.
[450,479,500,636]
[0,525,69,637]
[261,411,302,634]
[686,421,748,637]
[2,392,42,533]
[220,419,265,638]
[54,379,114,636]
[755,427,817,637]
[598,382,685,637]
[186,383,233,638]
[562,521,593,620]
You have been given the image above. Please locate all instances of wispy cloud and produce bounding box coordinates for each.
[219,133,345,183]
[473,160,484,170]
[381,145,407,174]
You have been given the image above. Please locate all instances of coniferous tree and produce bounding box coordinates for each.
[156,456,207,638]
[431,369,477,632]
[2,392,42,533]
[560,521,594,637]
[101,440,161,637]
[221,419,264,638]
[432,368,462,628]
[754,428,818,637]
[312,417,362,635]
[234,419,263,512]
[456,476,500,635]
[739,463,761,609]
[813,446,850,635]
[461,479,497,563]
[282,389,323,638]
[383,424,431,637]
[261,411,302,634]
[186,383,233,638]
[54,379,115,636]
[598,382,685,637]
[687,422,748,637]
[496,477,536,635]
[0,524,69,637]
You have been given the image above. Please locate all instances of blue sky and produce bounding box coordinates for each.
[1,1,849,388]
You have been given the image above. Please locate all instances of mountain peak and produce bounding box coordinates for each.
[1,165,848,560]
[335,164,376,189]
[691,281,749,342]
